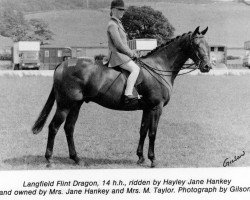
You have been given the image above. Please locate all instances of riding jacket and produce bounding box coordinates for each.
[106,16,134,67]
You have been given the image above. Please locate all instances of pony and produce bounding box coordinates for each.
[32,26,211,168]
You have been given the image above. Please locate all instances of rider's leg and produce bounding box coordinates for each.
[120,60,140,97]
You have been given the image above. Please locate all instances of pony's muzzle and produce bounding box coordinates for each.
[200,63,212,73]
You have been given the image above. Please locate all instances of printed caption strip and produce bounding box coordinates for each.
[0,168,250,200]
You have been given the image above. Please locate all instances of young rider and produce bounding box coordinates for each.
[107,0,140,105]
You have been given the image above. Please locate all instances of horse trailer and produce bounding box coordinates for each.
[40,46,72,70]
[128,39,157,56]
[12,41,40,70]
[71,46,108,58]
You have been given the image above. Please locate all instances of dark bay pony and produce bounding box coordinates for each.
[32,27,211,167]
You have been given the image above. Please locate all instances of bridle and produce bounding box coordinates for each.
[137,34,208,77]
[188,34,210,72]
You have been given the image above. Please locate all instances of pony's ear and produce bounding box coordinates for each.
[201,27,208,35]
[192,26,200,36]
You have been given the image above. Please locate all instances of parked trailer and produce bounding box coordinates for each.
[243,41,250,68]
[40,46,72,70]
[128,39,157,56]
[71,46,108,58]
[12,41,40,70]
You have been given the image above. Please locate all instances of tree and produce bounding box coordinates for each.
[0,9,30,42]
[121,6,175,45]
[0,9,54,44]
[28,19,54,45]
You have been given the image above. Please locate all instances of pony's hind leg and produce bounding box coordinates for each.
[137,109,150,165]
[64,101,83,165]
[148,104,163,168]
[45,106,69,165]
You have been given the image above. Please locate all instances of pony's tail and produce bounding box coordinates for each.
[32,86,55,134]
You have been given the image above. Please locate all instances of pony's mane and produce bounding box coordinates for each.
[141,31,192,58]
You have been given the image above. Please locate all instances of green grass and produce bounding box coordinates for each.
[0,75,250,170]
[24,1,250,49]
[0,0,217,13]
[26,9,110,47]
[154,1,250,48]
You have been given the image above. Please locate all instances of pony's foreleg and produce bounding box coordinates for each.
[45,107,69,165]
[148,103,163,168]
[136,109,150,165]
[64,102,83,165]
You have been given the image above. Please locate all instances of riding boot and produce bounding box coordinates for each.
[124,94,138,105]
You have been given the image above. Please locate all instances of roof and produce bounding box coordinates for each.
[70,46,108,49]
[41,45,108,49]
[41,45,71,49]
[209,45,227,47]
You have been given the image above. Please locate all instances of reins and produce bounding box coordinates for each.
[135,59,197,92]
[136,58,198,77]
[102,32,208,96]
[132,34,207,91]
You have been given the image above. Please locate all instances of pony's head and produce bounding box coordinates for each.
[188,26,212,73]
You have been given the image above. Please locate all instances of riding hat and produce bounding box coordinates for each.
[111,0,126,10]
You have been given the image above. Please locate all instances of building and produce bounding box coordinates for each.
[71,46,108,58]
[40,46,72,70]
[209,45,227,68]
[39,45,108,70]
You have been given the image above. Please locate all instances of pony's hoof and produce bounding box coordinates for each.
[150,160,157,168]
[74,159,81,166]
[70,155,80,165]
[137,157,145,165]
[46,163,55,168]
[46,160,55,168]
[45,155,55,168]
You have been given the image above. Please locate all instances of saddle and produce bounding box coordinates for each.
[102,56,143,82]
[65,57,94,68]
[113,65,143,84]
[112,64,144,99]
[101,56,144,96]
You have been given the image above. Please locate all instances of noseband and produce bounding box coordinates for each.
[188,35,209,70]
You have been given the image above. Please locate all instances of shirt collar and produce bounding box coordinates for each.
[111,16,121,24]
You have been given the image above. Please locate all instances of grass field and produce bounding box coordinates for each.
[0,75,250,170]
[25,1,250,48]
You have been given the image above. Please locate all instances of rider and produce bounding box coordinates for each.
[107,0,140,104]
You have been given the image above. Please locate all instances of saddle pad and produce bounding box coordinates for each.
[67,58,78,67]
[68,57,95,68]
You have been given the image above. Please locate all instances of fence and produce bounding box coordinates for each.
[2,69,250,77]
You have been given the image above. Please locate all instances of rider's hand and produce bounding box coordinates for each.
[131,52,139,60]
